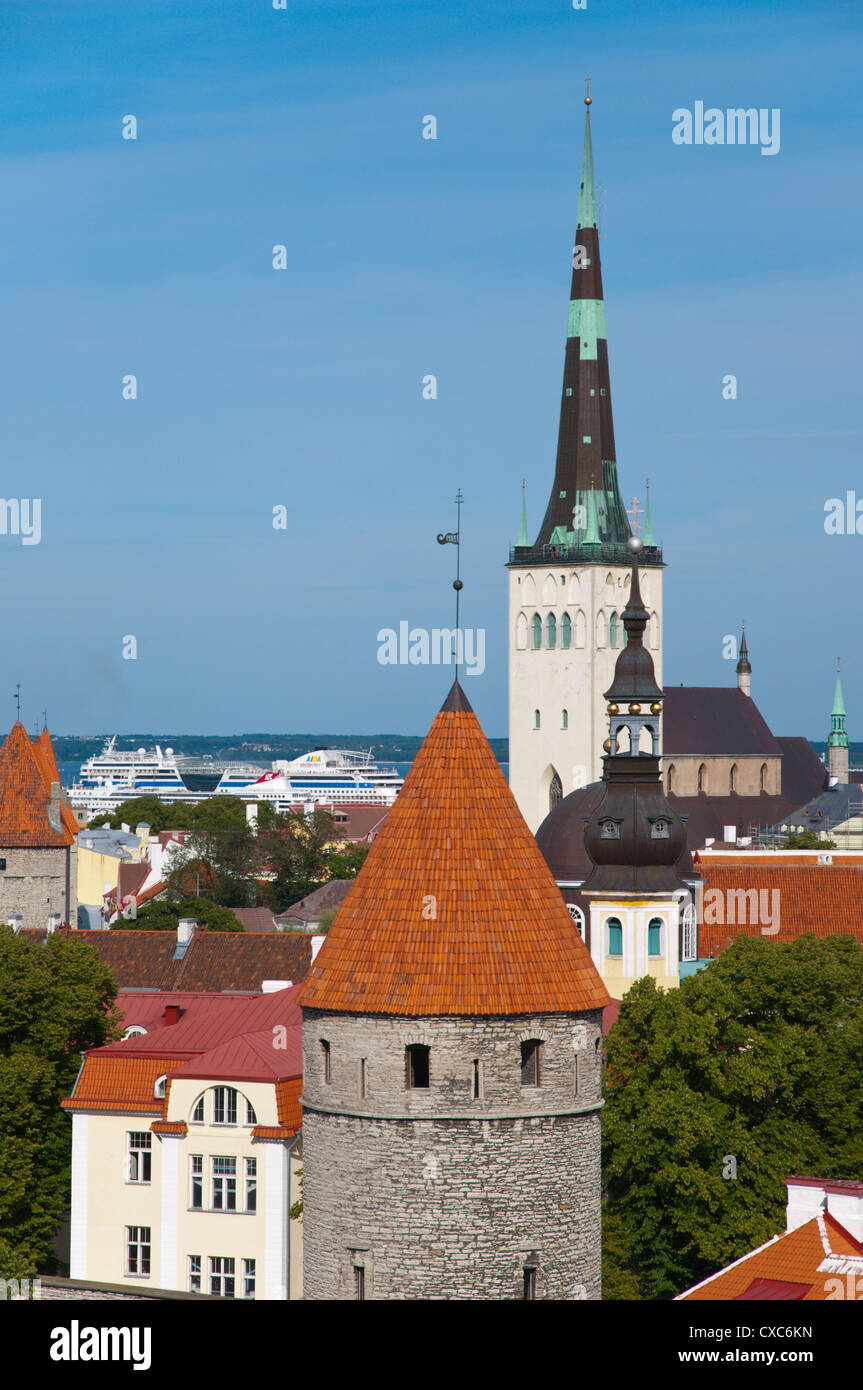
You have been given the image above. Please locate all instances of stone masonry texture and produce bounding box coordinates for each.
[302,1009,604,1300]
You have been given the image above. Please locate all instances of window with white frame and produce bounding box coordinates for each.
[212,1156,237,1211]
[190,1154,203,1209]
[126,1226,151,1277]
[245,1158,257,1213]
[647,917,663,957]
[191,1094,205,1123]
[243,1258,256,1299]
[209,1256,235,1297]
[566,903,586,942]
[127,1132,151,1184]
[244,1097,258,1126]
[213,1086,237,1125]
[189,1255,202,1293]
[682,903,697,962]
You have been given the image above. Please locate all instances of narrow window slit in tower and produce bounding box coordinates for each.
[523,1267,537,1300]
[321,1039,331,1083]
[472,1059,480,1099]
[354,1266,365,1300]
[360,1058,367,1097]
[405,1044,430,1090]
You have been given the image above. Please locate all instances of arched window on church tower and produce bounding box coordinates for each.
[596,611,607,648]
[575,610,586,648]
[760,762,768,793]
[561,613,572,649]
[547,613,557,649]
[516,612,528,650]
[697,763,707,794]
[667,763,675,794]
[561,709,568,730]
[534,709,540,730]
[609,612,619,648]
[531,614,542,650]
[549,771,562,812]
[730,763,738,795]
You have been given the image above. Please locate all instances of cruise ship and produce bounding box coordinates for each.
[68,739,403,817]
[226,748,404,810]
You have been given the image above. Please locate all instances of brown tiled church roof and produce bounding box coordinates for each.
[298,682,611,1017]
[0,721,76,848]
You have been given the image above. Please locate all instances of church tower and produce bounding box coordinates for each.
[508,92,665,832]
[580,539,691,994]
[828,662,849,785]
[298,680,610,1300]
[736,624,751,696]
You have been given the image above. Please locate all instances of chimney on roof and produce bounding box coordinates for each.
[177,917,197,947]
[163,1004,182,1026]
[48,781,62,831]
[262,979,292,993]
[46,913,61,935]
[786,1177,863,1242]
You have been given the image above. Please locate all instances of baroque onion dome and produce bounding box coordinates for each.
[581,539,687,895]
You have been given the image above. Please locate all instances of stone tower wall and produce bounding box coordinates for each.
[301,1009,604,1300]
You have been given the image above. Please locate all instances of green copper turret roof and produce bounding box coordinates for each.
[642,479,655,547]
[832,671,846,719]
[829,665,848,748]
[517,483,529,546]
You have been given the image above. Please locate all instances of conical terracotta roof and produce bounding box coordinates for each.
[298,683,611,1016]
[33,727,79,841]
[0,721,73,847]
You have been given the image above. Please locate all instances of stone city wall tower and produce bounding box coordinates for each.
[298,680,611,1300]
[508,95,665,832]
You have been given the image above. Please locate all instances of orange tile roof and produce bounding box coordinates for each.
[32,728,80,841]
[298,682,611,1016]
[150,1120,188,1135]
[61,1055,185,1113]
[275,1078,302,1130]
[0,721,74,848]
[679,1213,863,1300]
[699,863,863,956]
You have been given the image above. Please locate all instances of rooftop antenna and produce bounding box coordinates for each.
[437,489,464,681]
[14,683,20,719]
[42,708,47,732]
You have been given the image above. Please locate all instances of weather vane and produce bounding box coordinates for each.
[627,496,643,536]
[14,683,20,718]
[437,490,464,677]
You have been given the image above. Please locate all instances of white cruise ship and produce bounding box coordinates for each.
[68,739,403,817]
[226,749,404,810]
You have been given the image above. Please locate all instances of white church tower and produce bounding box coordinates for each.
[508,93,665,832]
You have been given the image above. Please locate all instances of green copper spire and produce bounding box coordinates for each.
[577,105,597,232]
[642,478,655,546]
[583,482,601,556]
[829,661,848,747]
[518,480,529,546]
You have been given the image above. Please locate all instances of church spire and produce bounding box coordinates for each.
[736,622,751,696]
[534,92,631,554]
[517,480,529,547]
[828,660,849,785]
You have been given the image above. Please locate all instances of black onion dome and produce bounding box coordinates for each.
[604,562,663,704]
[581,754,688,895]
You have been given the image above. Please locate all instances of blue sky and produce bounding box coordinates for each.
[1,0,861,738]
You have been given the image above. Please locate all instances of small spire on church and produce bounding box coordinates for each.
[642,478,655,547]
[736,622,751,696]
[517,480,529,547]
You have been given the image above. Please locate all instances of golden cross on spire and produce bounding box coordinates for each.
[585,74,592,107]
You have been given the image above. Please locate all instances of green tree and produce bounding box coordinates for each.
[255,805,359,912]
[781,830,836,850]
[602,935,863,1299]
[0,928,120,1277]
[164,798,257,907]
[114,895,242,932]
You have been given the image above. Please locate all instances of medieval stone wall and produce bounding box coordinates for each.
[0,845,76,931]
[302,1009,604,1300]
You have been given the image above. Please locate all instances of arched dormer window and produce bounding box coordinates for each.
[606,918,623,957]
[154,1074,167,1100]
[405,1044,430,1090]
[647,917,663,957]
[531,614,542,650]
[547,613,557,649]
[729,763,738,795]
[123,1025,147,1040]
[697,763,707,794]
[561,613,572,649]
[609,612,619,648]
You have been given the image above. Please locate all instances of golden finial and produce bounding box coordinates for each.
[585,75,592,107]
